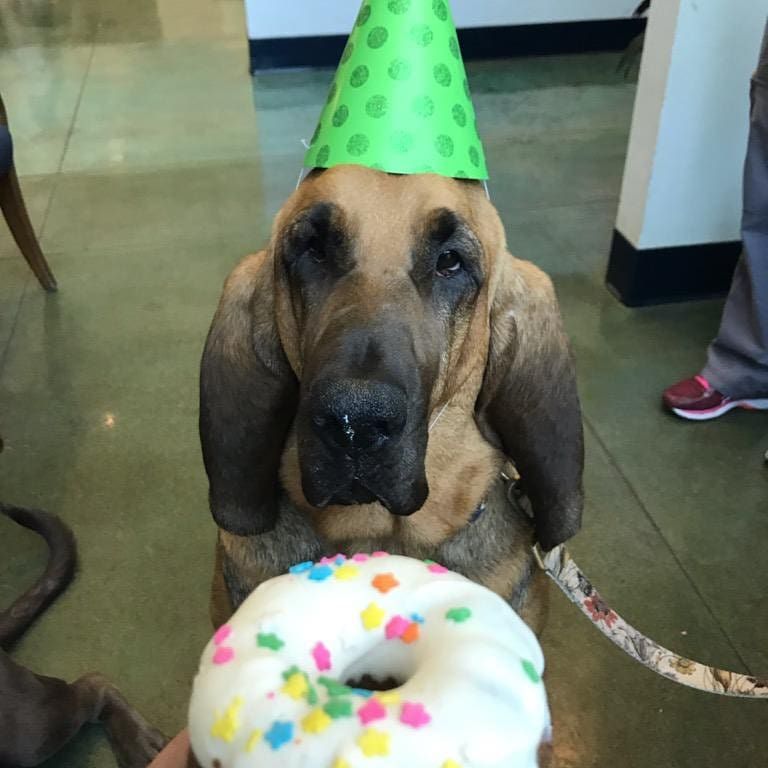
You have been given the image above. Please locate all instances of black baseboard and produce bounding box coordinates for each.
[605,230,742,307]
[248,17,646,72]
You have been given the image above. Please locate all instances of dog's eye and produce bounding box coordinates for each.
[305,246,326,264]
[435,250,463,278]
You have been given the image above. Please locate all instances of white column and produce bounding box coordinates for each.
[616,0,766,250]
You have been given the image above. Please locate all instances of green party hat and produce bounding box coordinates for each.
[303,0,488,180]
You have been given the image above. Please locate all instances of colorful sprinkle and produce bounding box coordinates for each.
[401,622,420,644]
[358,698,387,725]
[257,633,284,651]
[318,677,352,697]
[446,607,472,623]
[372,572,400,593]
[282,672,309,700]
[302,708,333,734]
[333,759,351,768]
[352,553,370,562]
[265,721,294,750]
[334,564,360,581]
[210,696,243,742]
[400,702,431,728]
[319,555,336,565]
[427,563,449,574]
[371,551,389,557]
[374,691,401,706]
[361,602,386,630]
[335,553,348,564]
[357,728,391,757]
[410,612,425,624]
[289,561,313,574]
[522,658,541,683]
[312,641,332,671]
[385,615,410,639]
[245,729,263,752]
[442,761,462,768]
[309,564,334,581]
[324,698,354,719]
[213,625,232,645]
[212,646,234,665]
[351,688,374,698]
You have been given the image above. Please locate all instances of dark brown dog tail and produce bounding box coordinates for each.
[0,502,77,650]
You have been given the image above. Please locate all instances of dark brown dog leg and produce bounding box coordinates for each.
[0,655,166,768]
[80,672,167,768]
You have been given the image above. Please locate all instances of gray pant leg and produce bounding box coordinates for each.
[703,21,768,398]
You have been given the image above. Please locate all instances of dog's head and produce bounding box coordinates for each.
[200,165,582,550]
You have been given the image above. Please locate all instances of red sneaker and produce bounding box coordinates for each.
[663,375,768,420]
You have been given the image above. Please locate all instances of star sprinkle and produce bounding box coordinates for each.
[361,602,385,630]
[312,641,332,671]
[410,612,425,624]
[358,698,387,725]
[257,632,285,651]
[372,572,399,594]
[212,646,234,665]
[245,729,263,752]
[289,561,313,574]
[334,564,360,580]
[324,698,354,719]
[265,721,294,750]
[385,615,409,639]
[522,658,541,683]
[210,696,243,742]
[309,564,334,581]
[212,624,234,664]
[401,622,420,644]
[302,708,333,734]
[400,702,431,728]
[374,691,401,706]
[445,607,472,623]
[282,671,309,700]
[357,729,391,757]
[318,677,352,697]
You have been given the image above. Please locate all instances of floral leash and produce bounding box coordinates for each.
[534,543,768,698]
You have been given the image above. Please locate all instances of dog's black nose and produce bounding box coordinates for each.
[312,379,407,453]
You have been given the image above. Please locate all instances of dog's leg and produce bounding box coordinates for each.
[80,673,167,768]
[210,537,235,628]
[0,653,166,768]
[518,569,551,637]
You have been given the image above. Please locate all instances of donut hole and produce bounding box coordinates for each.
[344,673,402,692]
[339,641,416,693]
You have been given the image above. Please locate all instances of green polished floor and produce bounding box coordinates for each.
[1,3,767,767]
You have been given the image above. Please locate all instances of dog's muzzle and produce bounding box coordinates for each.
[297,377,429,515]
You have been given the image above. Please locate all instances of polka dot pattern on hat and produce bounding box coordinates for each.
[303,0,487,180]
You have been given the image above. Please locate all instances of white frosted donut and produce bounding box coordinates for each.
[188,553,550,768]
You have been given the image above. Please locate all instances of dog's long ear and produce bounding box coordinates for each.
[476,256,583,550]
[199,251,298,535]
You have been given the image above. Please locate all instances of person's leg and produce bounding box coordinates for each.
[664,22,768,418]
[702,25,768,398]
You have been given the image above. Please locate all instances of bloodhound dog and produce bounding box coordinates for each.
[200,165,583,635]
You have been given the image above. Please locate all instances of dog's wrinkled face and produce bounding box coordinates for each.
[272,166,500,516]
